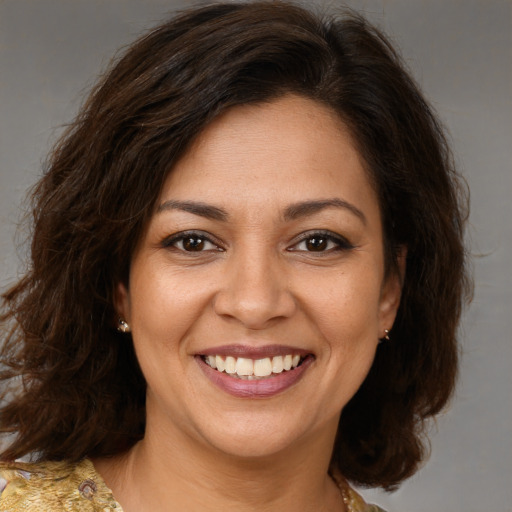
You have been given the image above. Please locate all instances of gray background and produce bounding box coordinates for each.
[0,1,511,511]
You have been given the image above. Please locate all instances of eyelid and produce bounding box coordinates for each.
[160,229,353,253]
[161,230,225,251]
[287,230,355,252]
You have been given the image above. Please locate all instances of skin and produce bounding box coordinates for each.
[95,95,404,512]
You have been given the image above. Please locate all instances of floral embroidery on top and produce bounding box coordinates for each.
[0,458,386,511]
[0,459,122,511]
[78,478,98,500]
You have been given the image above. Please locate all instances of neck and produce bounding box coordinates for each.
[94,416,345,512]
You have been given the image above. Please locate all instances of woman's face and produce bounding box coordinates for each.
[116,95,403,459]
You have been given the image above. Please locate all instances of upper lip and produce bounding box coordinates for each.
[197,344,313,359]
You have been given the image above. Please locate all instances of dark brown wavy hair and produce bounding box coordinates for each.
[0,1,471,490]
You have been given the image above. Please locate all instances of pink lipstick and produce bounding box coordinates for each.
[195,345,314,398]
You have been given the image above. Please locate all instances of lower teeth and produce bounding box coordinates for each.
[230,373,280,380]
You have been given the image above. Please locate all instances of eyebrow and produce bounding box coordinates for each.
[283,198,367,224]
[157,200,228,221]
[156,197,366,224]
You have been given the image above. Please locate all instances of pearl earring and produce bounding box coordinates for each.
[117,318,131,333]
[379,329,391,344]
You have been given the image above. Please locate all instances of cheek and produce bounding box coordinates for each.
[306,267,382,390]
[320,306,379,411]
[129,263,211,338]
[306,266,383,341]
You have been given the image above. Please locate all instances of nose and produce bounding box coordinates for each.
[213,246,297,330]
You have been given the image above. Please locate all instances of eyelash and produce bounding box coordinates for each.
[288,230,355,253]
[161,231,224,253]
[161,229,354,255]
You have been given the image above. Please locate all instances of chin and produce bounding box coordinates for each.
[203,429,302,460]
[193,408,334,461]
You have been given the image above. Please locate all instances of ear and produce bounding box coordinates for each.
[378,246,407,337]
[114,281,131,325]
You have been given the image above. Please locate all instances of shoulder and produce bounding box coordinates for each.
[0,458,122,511]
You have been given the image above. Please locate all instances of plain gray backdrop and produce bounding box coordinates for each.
[1,1,511,511]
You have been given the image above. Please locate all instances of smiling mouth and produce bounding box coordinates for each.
[201,354,309,380]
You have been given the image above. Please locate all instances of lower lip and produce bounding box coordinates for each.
[196,355,313,398]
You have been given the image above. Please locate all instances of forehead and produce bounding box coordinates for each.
[160,95,378,220]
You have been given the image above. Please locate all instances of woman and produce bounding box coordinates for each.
[0,2,470,511]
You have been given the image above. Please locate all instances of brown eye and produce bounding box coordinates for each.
[163,232,220,253]
[305,236,328,251]
[182,236,206,251]
[289,231,354,254]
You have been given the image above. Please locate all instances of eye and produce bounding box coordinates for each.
[162,231,222,253]
[289,231,354,253]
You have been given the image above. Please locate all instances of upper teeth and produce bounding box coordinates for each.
[205,354,302,378]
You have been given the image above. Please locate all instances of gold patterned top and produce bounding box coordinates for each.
[0,458,386,511]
